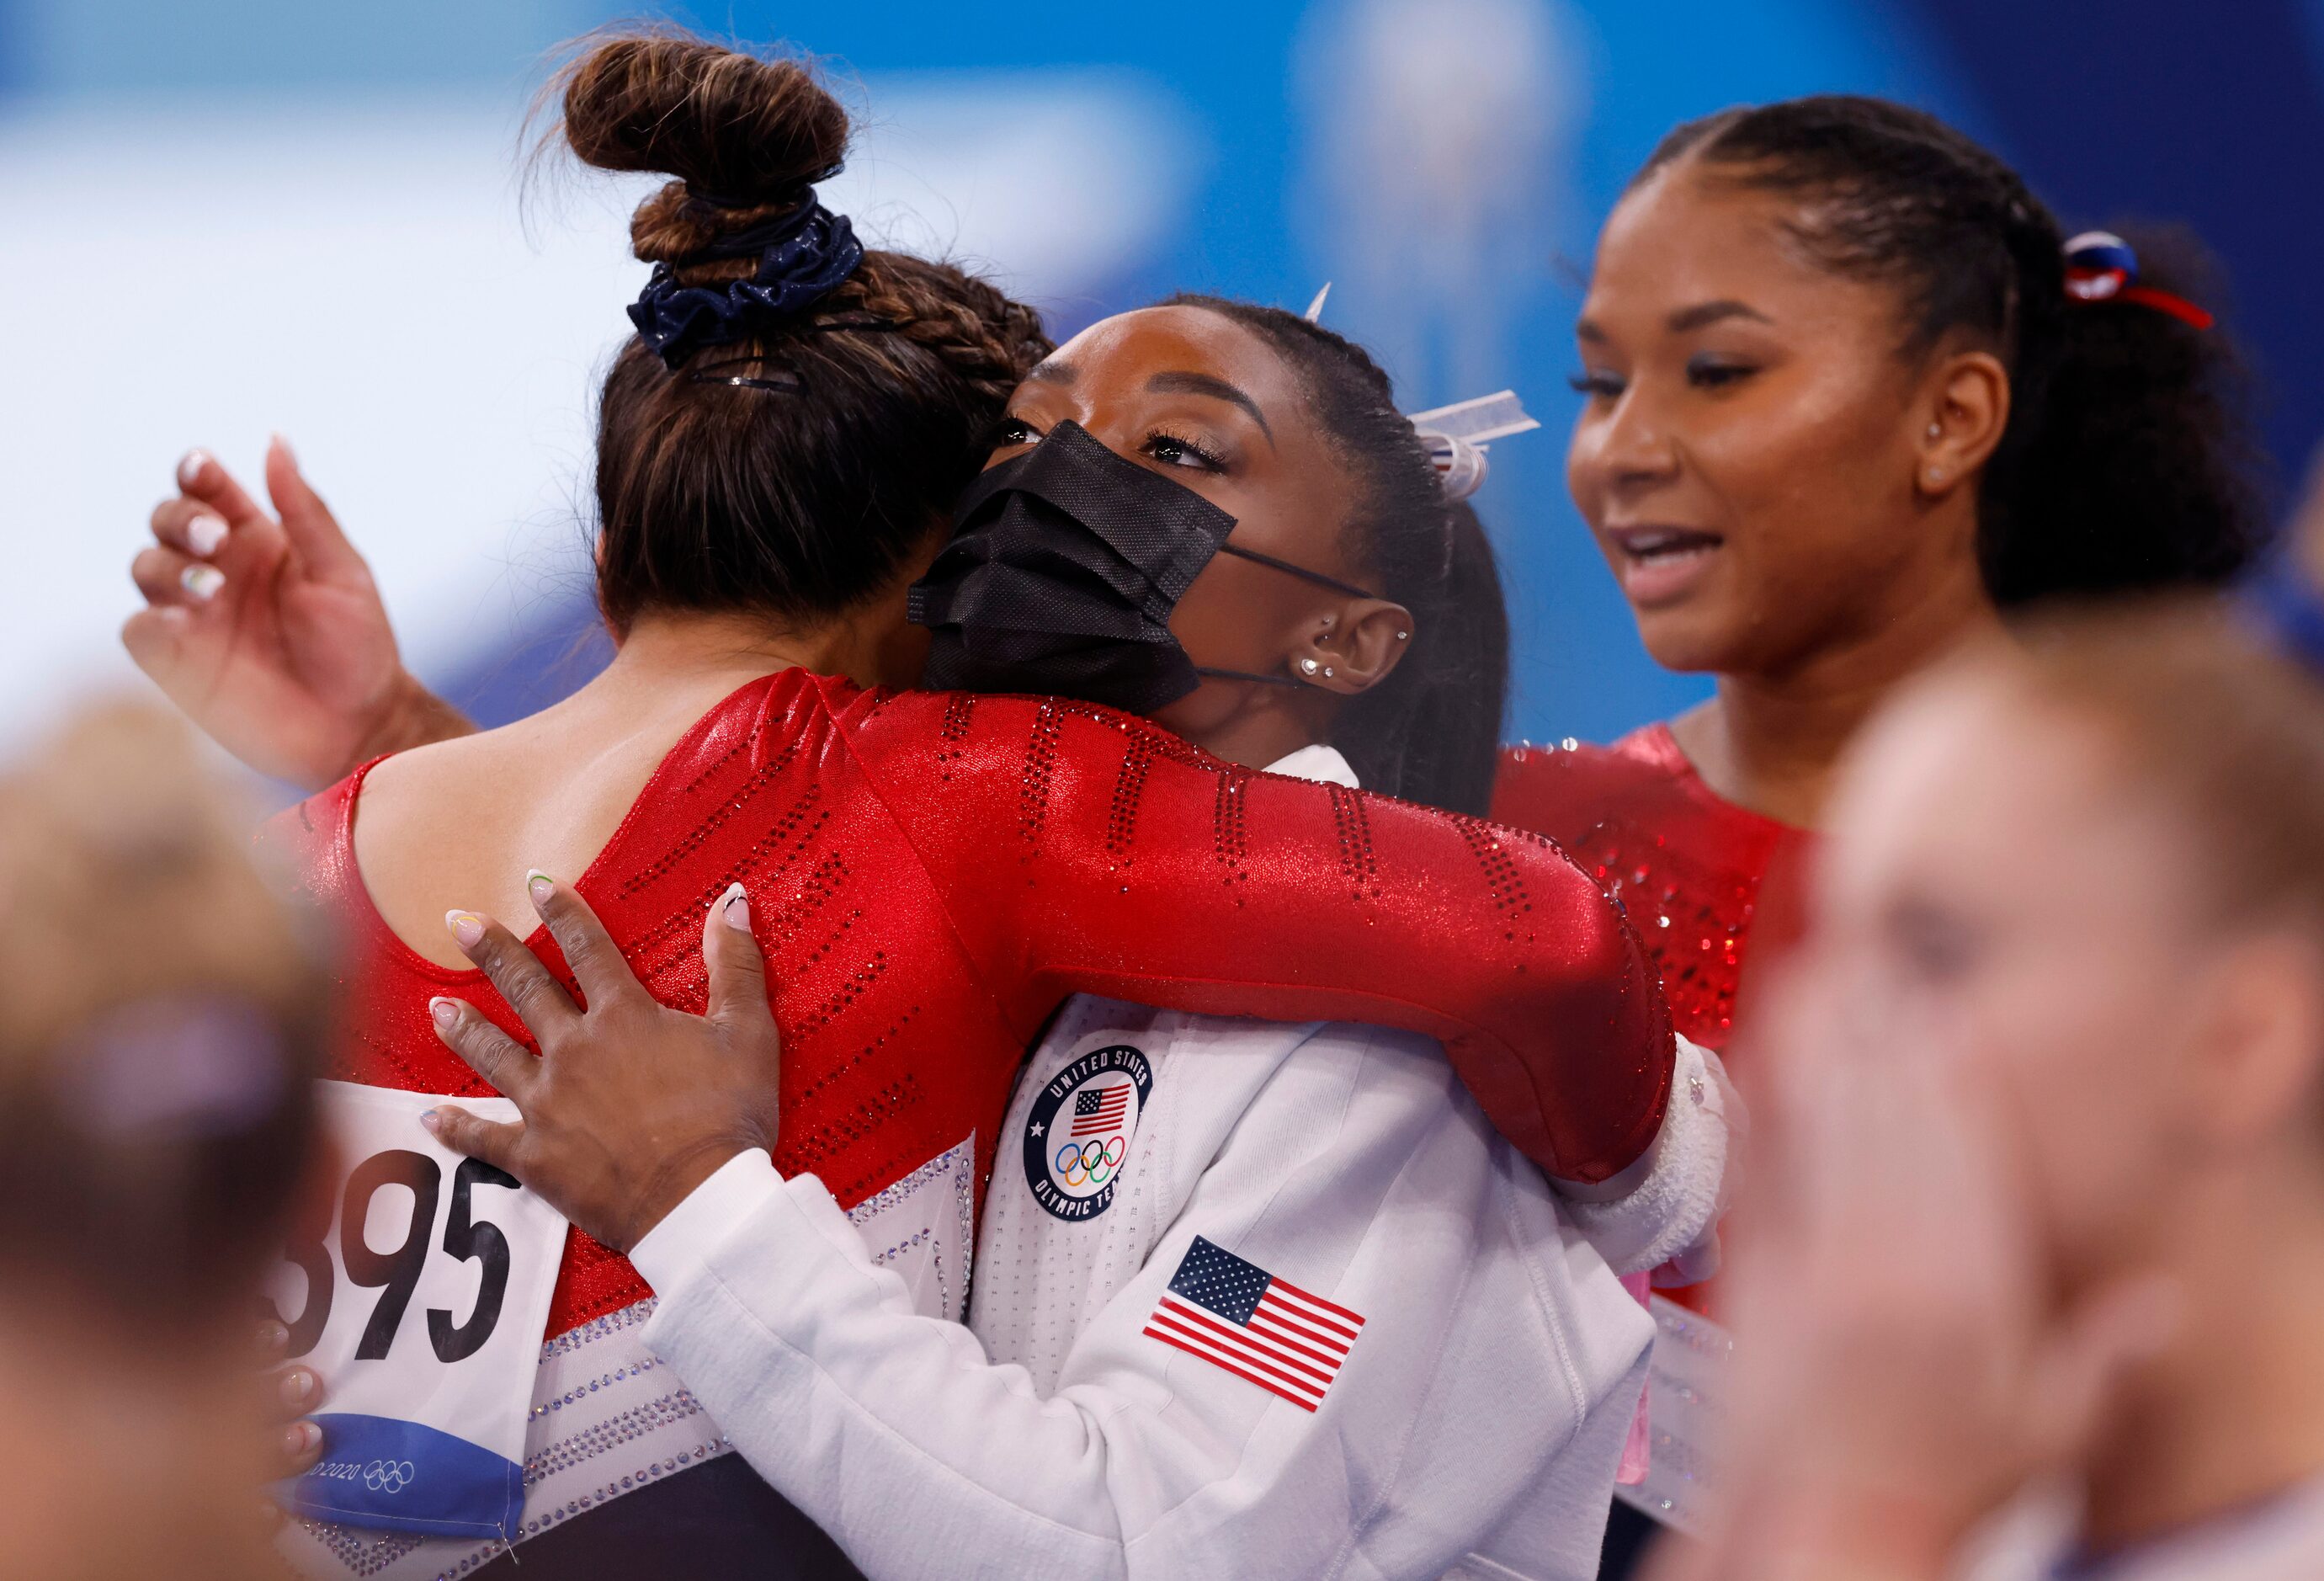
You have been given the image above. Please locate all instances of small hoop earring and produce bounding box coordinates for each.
[1299,657,1322,676]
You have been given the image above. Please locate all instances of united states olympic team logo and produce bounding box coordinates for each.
[1023,1045,1151,1222]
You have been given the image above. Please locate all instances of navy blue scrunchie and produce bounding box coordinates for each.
[626,200,865,369]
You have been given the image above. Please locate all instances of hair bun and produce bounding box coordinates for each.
[558,31,851,264]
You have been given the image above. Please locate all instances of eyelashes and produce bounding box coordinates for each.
[1566,361,1763,399]
[1141,428,1226,471]
[981,414,1040,452]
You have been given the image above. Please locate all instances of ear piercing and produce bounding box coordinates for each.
[1300,657,1322,676]
[1396,630,1410,641]
[1926,422,1942,439]
[1323,667,1336,679]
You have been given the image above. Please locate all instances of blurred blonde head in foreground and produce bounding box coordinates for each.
[1673,473,2324,1580]
[0,702,321,1581]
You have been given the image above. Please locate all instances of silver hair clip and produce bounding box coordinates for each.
[1405,391,1540,502]
[1302,282,1332,323]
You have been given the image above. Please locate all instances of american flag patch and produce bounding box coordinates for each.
[1069,1083,1131,1138]
[1142,1237,1364,1412]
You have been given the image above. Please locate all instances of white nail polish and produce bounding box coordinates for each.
[177,450,209,490]
[186,515,228,557]
[181,564,225,601]
[721,881,751,932]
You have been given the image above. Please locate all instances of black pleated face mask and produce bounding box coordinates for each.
[908,419,1375,715]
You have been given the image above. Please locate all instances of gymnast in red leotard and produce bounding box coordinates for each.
[1484,94,2271,1572]
[126,35,1669,1580]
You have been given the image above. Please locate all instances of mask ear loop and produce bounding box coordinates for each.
[1192,666,1308,689]
[1193,545,1383,689]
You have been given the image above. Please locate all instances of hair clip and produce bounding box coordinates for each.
[685,354,806,394]
[1405,391,1542,502]
[2062,232,2215,330]
[1302,282,1333,324]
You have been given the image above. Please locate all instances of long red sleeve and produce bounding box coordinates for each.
[290,671,1677,1339]
[843,689,1673,1184]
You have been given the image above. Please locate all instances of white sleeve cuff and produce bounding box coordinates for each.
[1550,1035,1742,1276]
[628,1147,784,1297]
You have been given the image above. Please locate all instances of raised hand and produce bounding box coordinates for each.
[419,875,781,1254]
[121,438,471,788]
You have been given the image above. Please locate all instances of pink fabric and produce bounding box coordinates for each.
[1616,1271,1654,1485]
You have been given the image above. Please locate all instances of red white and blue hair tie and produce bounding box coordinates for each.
[2061,231,2215,330]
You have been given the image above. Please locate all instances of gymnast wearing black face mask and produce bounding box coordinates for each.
[910,297,1506,811]
[912,414,1382,712]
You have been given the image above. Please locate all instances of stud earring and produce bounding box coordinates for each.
[1300,657,1321,676]
[1926,422,1941,439]
[1396,630,1410,641]
[1927,466,1947,486]
[1323,667,1336,679]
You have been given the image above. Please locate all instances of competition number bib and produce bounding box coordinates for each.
[266,1081,567,1541]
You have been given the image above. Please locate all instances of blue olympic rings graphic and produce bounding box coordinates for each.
[364,1459,417,1494]
[1053,1135,1128,1189]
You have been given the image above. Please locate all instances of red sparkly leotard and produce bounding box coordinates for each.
[1493,723,1810,1315]
[1494,725,1808,1051]
[274,670,1673,1340]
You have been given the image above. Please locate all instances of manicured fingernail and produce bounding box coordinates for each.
[285,1421,321,1456]
[186,514,228,557]
[280,1368,315,1408]
[181,564,225,601]
[428,997,458,1030]
[419,1108,441,1135]
[527,870,555,908]
[721,881,750,932]
[258,1318,290,1352]
[178,449,209,489]
[445,910,484,948]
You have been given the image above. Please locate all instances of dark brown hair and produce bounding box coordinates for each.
[1637,95,2270,607]
[553,29,1053,634]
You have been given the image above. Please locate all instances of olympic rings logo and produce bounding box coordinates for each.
[363,1460,417,1494]
[1053,1136,1127,1189]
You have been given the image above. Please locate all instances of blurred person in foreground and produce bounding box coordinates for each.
[0,703,327,1581]
[1652,472,2324,1580]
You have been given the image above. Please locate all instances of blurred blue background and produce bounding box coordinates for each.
[6,0,2321,755]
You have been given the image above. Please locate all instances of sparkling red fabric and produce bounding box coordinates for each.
[272,671,1673,1339]
[1493,724,1813,1316]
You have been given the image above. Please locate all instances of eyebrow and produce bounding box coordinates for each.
[1574,300,1774,343]
[1146,370,1274,445]
[1028,359,1077,384]
[1670,299,1772,333]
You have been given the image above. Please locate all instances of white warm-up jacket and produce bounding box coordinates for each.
[630,746,1734,1581]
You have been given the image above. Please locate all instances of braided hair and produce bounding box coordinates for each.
[1637,96,2268,605]
[552,29,1053,633]
[1166,295,1511,817]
